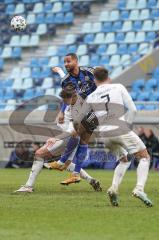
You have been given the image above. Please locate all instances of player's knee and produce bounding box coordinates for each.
[134,149,150,161]
[35,148,43,158]
[120,155,128,162]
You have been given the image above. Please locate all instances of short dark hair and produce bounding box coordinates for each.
[94,67,109,82]
[60,84,76,99]
[65,53,78,61]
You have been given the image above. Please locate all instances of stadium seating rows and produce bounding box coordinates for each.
[0,0,159,111]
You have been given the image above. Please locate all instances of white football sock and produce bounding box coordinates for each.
[112,161,131,192]
[25,157,44,187]
[135,158,150,192]
[66,162,92,183]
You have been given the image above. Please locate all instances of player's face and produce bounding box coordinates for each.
[64,56,77,73]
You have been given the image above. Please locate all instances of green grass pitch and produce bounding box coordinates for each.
[0,169,158,240]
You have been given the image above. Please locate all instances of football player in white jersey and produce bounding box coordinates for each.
[79,66,152,207]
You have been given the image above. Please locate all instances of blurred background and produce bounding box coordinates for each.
[0,0,159,169]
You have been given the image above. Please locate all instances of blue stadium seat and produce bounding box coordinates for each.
[30,58,39,68]
[5,0,14,3]
[153,20,159,31]
[76,44,87,56]
[124,32,135,43]
[12,78,23,90]
[20,35,30,47]
[40,68,52,78]
[33,3,43,14]
[126,0,136,9]
[4,89,15,100]
[147,0,157,8]
[136,0,147,9]
[99,11,109,22]
[97,45,107,55]
[151,9,159,18]
[133,21,142,31]
[23,89,34,100]
[67,44,77,53]
[109,55,120,66]
[140,9,150,20]
[5,99,17,111]
[117,44,128,54]
[36,13,45,24]
[146,32,156,41]
[128,43,138,54]
[145,78,158,91]
[45,13,54,24]
[117,0,126,9]
[41,77,53,89]
[0,89,4,100]
[135,32,145,43]
[46,46,57,57]
[12,47,22,59]
[84,34,94,44]
[137,92,150,101]
[36,24,47,35]
[1,47,12,58]
[0,59,4,71]
[62,2,72,13]
[82,23,92,33]
[152,67,159,79]
[52,2,62,13]
[138,43,150,55]
[132,79,145,91]
[122,21,132,32]
[149,91,159,101]
[10,36,20,47]
[48,56,59,67]
[116,32,125,41]
[120,10,129,20]
[31,67,41,79]
[6,4,15,15]
[21,67,31,79]
[44,3,52,13]
[109,10,119,21]
[94,33,105,44]
[102,22,112,33]
[14,3,25,14]
[132,55,141,63]
[142,20,153,31]
[106,44,117,55]
[34,89,45,97]
[39,57,49,67]
[112,21,122,31]
[129,10,139,20]
[57,46,67,56]
[121,54,131,66]
[2,79,13,88]
[99,56,109,65]
[29,35,39,47]
[79,55,90,66]
[54,13,64,24]
[130,91,137,101]
[10,67,21,79]
[64,12,74,24]
[27,14,36,24]
[91,22,102,33]
[23,78,33,89]
[144,105,156,110]
[105,33,115,43]
[90,55,100,66]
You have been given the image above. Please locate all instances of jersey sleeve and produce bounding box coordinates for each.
[120,84,137,124]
